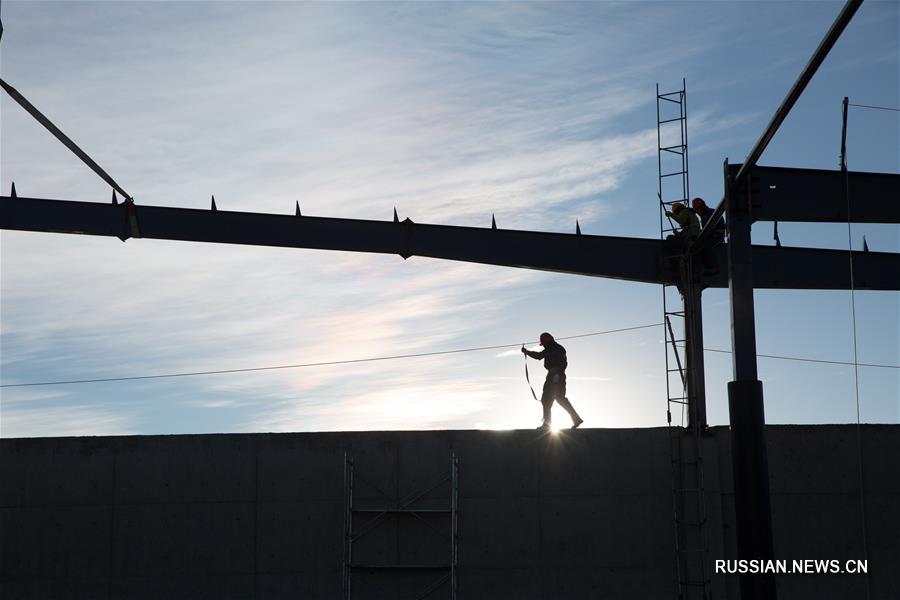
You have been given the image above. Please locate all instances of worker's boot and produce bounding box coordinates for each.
[557,397,583,429]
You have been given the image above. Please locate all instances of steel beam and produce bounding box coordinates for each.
[0,195,669,285]
[3,195,899,291]
[734,0,863,185]
[696,0,865,248]
[718,245,900,291]
[731,164,900,223]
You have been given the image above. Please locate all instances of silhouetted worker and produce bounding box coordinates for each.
[692,197,726,244]
[691,197,724,275]
[664,202,701,254]
[522,332,583,430]
[664,201,719,279]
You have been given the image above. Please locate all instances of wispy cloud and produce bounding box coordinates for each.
[3,1,896,436]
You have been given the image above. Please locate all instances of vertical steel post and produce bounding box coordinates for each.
[681,77,706,432]
[725,160,776,598]
[450,452,459,600]
[684,281,707,430]
[343,453,354,600]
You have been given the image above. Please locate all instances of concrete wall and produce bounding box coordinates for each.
[1,425,896,599]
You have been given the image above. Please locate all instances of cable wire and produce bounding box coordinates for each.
[701,348,897,369]
[4,323,897,389]
[848,102,900,112]
[842,96,870,599]
[0,323,663,388]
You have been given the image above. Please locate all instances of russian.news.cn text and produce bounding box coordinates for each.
[715,559,867,575]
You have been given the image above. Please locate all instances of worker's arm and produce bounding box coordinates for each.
[669,211,688,227]
[522,348,545,359]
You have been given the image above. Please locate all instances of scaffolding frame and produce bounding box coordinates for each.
[342,451,459,600]
[656,80,712,600]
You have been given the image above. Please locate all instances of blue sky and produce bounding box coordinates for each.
[1,1,897,437]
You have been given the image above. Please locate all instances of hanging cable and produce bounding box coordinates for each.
[843,96,871,600]
[847,102,900,112]
[523,353,539,402]
[4,323,897,389]
[0,323,663,388]
[700,348,897,369]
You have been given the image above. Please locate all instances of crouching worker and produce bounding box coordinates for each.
[522,332,583,430]
[691,197,724,276]
[664,202,701,255]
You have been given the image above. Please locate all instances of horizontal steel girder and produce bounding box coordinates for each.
[2,195,898,291]
[732,164,900,223]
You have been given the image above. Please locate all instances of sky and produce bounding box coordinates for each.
[1,1,897,438]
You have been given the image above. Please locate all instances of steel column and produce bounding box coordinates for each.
[684,281,707,430]
[726,162,776,599]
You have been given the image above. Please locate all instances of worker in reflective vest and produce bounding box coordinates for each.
[522,332,584,430]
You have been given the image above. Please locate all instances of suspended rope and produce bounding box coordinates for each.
[0,77,132,200]
[847,102,900,112]
[842,97,870,600]
[4,322,897,389]
[523,352,539,402]
[699,348,897,369]
[0,323,662,388]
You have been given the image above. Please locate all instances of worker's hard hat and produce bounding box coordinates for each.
[539,332,554,346]
[671,202,684,213]
[691,197,706,210]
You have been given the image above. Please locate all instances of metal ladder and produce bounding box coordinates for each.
[656,80,712,600]
[342,451,459,600]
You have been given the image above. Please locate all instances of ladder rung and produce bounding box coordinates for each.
[658,116,684,124]
[658,91,683,100]
[660,171,686,178]
[669,399,688,405]
[659,145,685,154]
[666,368,684,373]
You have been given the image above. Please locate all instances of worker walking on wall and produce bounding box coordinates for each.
[522,332,583,430]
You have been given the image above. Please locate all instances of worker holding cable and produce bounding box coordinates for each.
[522,332,584,430]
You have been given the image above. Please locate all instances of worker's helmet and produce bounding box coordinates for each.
[691,197,706,211]
[671,202,684,214]
[539,332,554,346]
